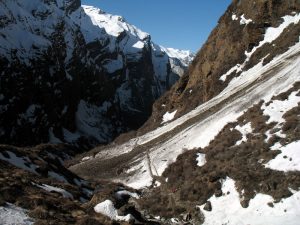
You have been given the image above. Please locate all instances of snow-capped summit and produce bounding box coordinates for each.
[160,46,195,67]
[82,5,149,40]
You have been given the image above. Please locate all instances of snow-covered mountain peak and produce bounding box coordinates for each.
[82,5,150,40]
[160,46,195,66]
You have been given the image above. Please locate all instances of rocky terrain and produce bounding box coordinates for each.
[0,0,193,148]
[1,0,300,224]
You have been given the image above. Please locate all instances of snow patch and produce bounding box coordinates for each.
[220,64,242,82]
[115,190,139,199]
[35,183,73,199]
[161,46,194,66]
[199,177,300,225]
[132,41,145,49]
[196,153,206,167]
[94,200,134,222]
[270,142,282,151]
[0,203,34,225]
[232,14,238,21]
[240,14,253,25]
[81,156,92,162]
[265,141,300,172]
[162,110,177,123]
[262,91,300,124]
[222,13,300,83]
[0,151,38,175]
[235,122,252,145]
[246,13,300,59]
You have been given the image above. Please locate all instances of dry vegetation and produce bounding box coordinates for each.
[138,84,300,223]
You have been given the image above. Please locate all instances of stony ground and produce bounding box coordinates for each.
[0,144,160,224]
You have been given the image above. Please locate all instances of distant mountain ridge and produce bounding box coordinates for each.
[0,0,194,147]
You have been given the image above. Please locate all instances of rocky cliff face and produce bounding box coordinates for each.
[139,0,300,134]
[0,0,194,147]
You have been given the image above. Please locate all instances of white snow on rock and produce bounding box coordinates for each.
[94,200,134,222]
[198,177,300,225]
[115,190,140,199]
[232,14,238,21]
[246,13,300,59]
[265,128,286,142]
[234,122,253,145]
[0,151,38,175]
[262,91,300,124]
[132,41,145,49]
[82,5,148,59]
[160,47,195,67]
[81,156,92,162]
[94,200,118,219]
[0,203,34,225]
[35,183,73,199]
[196,153,206,167]
[82,5,149,40]
[221,12,300,82]
[240,14,253,25]
[162,110,177,124]
[265,141,300,172]
[220,64,242,82]
[270,142,283,151]
[262,90,300,142]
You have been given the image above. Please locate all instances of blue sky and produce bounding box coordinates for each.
[81,0,231,53]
